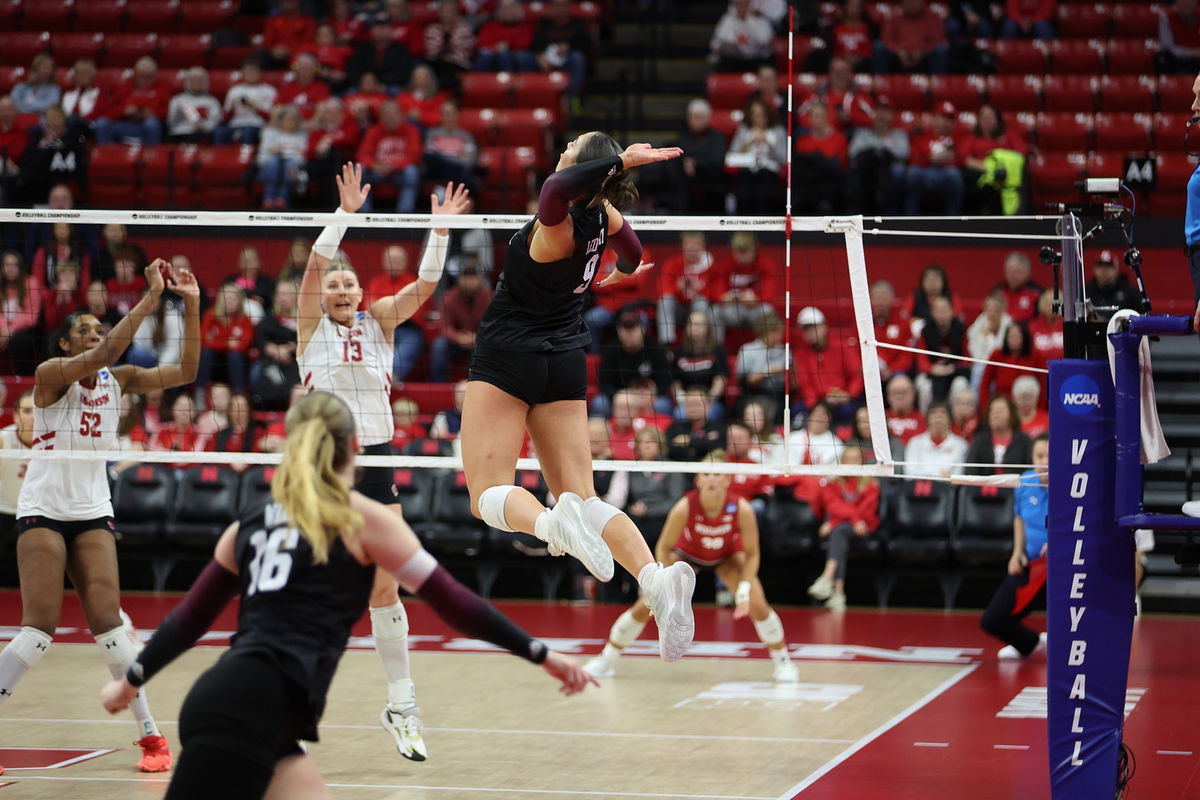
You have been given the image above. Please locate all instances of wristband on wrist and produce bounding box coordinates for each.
[529,639,549,664]
[312,207,351,260]
[126,661,146,688]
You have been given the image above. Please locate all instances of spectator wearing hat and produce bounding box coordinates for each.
[595,308,673,418]
[847,95,909,214]
[992,251,1043,324]
[904,101,966,215]
[1087,250,1143,313]
[347,13,416,91]
[430,262,493,382]
[793,305,864,424]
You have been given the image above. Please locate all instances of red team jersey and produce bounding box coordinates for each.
[673,489,745,567]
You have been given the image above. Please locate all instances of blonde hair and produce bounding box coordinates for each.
[271,391,362,564]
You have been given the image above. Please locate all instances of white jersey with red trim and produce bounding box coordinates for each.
[0,425,32,516]
[18,368,122,521]
[298,311,394,446]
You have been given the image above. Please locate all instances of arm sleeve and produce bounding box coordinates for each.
[537,155,624,226]
[127,560,240,687]
[609,219,643,273]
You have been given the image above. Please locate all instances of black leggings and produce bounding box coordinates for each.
[980,557,1047,656]
[167,651,309,800]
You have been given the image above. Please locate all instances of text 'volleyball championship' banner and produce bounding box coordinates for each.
[1047,359,1135,798]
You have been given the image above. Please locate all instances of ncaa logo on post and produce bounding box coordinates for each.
[1060,374,1101,415]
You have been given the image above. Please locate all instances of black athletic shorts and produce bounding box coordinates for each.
[468,344,587,406]
[167,651,307,800]
[16,515,117,543]
[355,442,398,505]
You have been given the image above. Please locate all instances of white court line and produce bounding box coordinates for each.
[0,718,854,745]
[3,775,774,799]
[773,663,978,799]
[912,742,949,748]
[1156,750,1194,756]
[993,745,1031,751]
[0,747,116,770]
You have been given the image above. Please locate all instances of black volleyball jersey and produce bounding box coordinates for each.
[226,500,375,740]
[477,204,610,352]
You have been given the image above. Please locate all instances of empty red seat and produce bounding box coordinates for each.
[1092,112,1151,152]
[0,32,51,66]
[927,75,984,112]
[872,74,929,111]
[76,1,129,33]
[986,75,1041,112]
[54,33,106,63]
[461,72,515,108]
[88,143,142,208]
[0,0,20,30]
[126,0,179,32]
[105,33,161,68]
[709,109,744,139]
[1148,153,1196,215]
[1096,75,1157,113]
[1105,39,1156,74]
[512,72,568,109]
[1042,75,1096,113]
[156,34,212,69]
[497,108,556,153]
[707,72,758,110]
[458,107,500,147]
[1110,4,1161,38]
[1057,3,1110,37]
[0,66,26,94]
[179,0,235,29]
[140,145,185,209]
[23,0,76,31]
[210,45,256,70]
[1159,75,1194,115]
[191,143,254,208]
[992,39,1046,73]
[476,146,536,212]
[1153,113,1190,151]
[1034,112,1092,152]
[1047,40,1104,73]
[205,68,239,102]
[1028,152,1088,210]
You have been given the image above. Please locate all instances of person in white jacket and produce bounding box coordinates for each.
[966,290,1011,390]
[902,402,968,478]
[166,68,222,143]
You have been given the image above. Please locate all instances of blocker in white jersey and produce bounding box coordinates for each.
[298,310,393,447]
[18,367,122,522]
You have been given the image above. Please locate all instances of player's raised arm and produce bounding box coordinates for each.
[112,267,202,396]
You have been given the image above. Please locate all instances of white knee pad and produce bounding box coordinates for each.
[8,627,52,668]
[370,601,409,641]
[752,610,785,647]
[583,497,623,537]
[95,625,137,672]
[610,610,648,649]
[479,484,518,532]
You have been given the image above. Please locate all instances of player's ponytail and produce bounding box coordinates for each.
[576,131,639,210]
[272,391,363,564]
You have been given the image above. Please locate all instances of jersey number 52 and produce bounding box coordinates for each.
[247,528,300,595]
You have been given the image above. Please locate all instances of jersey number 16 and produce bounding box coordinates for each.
[247,528,300,595]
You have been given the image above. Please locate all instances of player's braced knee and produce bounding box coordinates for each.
[478,484,519,531]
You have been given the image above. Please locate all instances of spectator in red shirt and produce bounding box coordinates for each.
[104,247,145,316]
[33,222,91,291]
[424,0,477,90]
[383,0,423,52]
[148,393,211,470]
[298,23,354,86]
[607,389,661,461]
[885,373,925,444]
[0,251,42,375]
[306,97,362,208]
[978,322,1040,409]
[364,245,424,382]
[345,72,390,127]
[1027,288,1063,368]
[799,57,874,132]
[657,231,725,345]
[903,101,965,214]
[0,96,28,203]
[963,103,1026,213]
[713,232,779,340]
[871,280,914,381]
[327,0,365,45]
[810,445,880,611]
[728,98,788,215]
[1160,0,1200,73]
[264,0,317,69]
[95,56,168,145]
[396,64,449,130]
[347,13,416,91]
[950,384,980,441]
[276,53,332,118]
[357,100,422,212]
[1002,0,1056,39]
[1012,375,1048,437]
[39,260,84,336]
[475,0,538,73]
[992,251,1043,324]
[198,281,255,396]
[793,305,864,423]
[872,0,949,74]
[389,397,428,450]
[793,103,848,214]
[832,0,877,71]
[431,263,493,381]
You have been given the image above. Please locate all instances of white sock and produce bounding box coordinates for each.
[600,610,648,662]
[637,562,661,596]
[752,610,790,664]
[95,626,160,738]
[599,643,623,662]
[767,646,791,665]
[370,602,416,711]
[0,627,52,708]
[533,511,552,543]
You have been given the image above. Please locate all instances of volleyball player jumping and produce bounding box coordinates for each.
[462,134,697,661]
[296,163,467,760]
[0,259,200,774]
[100,391,595,800]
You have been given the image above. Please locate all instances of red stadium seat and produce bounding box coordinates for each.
[141,144,179,209]
[1092,112,1151,152]
[1105,39,1156,75]
[873,74,929,111]
[985,75,1041,113]
[156,34,213,69]
[23,0,77,31]
[1034,112,1092,153]
[707,72,758,111]
[95,67,128,90]
[1028,152,1087,210]
[512,72,568,109]
[0,66,26,94]
[53,33,106,64]
[497,108,556,153]
[992,39,1046,73]
[1096,75,1157,114]
[1147,153,1196,215]
[1153,113,1190,151]
[179,0,235,30]
[1110,4,1161,38]
[928,75,985,112]
[1056,3,1110,38]
[1159,75,1195,115]
[709,109,744,139]
[1047,40,1104,73]
[458,108,501,147]
[476,146,536,211]
[211,45,256,70]
[0,0,20,30]
[1041,75,1097,113]
[190,143,254,208]
[205,68,239,102]
[126,0,180,32]
[88,144,142,208]
[105,33,161,68]
[76,1,129,33]
[460,71,515,108]
[0,32,51,67]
